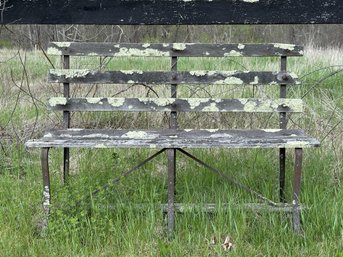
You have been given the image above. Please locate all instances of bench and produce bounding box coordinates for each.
[26,42,320,234]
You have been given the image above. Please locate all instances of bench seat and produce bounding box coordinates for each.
[26,129,320,149]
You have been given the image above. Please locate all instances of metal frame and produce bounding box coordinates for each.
[39,47,305,235]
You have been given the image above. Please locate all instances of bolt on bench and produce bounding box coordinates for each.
[26,42,320,234]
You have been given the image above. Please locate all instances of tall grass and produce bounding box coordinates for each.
[0,46,342,256]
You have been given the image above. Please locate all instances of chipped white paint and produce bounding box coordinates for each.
[107,98,125,107]
[163,43,169,47]
[43,186,50,207]
[274,43,296,51]
[83,134,110,138]
[142,43,151,48]
[250,76,259,85]
[151,98,175,106]
[127,80,136,84]
[214,77,244,85]
[206,129,219,132]
[263,129,282,132]
[189,70,207,76]
[224,50,243,57]
[172,43,187,51]
[86,98,103,104]
[49,97,67,106]
[210,133,233,138]
[114,44,120,48]
[47,42,71,55]
[187,98,209,109]
[121,70,143,74]
[114,47,169,57]
[285,141,310,147]
[202,102,219,112]
[184,129,193,132]
[44,133,53,138]
[122,131,157,139]
[242,0,259,2]
[50,69,91,79]
[237,43,245,49]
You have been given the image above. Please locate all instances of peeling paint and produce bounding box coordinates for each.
[189,70,207,76]
[250,76,259,85]
[172,43,187,51]
[50,69,91,79]
[242,0,259,2]
[107,98,125,107]
[263,129,282,132]
[142,43,151,48]
[151,98,175,106]
[274,43,296,51]
[224,50,243,57]
[86,98,103,104]
[214,77,244,84]
[237,43,245,49]
[43,186,50,207]
[187,98,209,109]
[121,70,143,74]
[202,102,219,112]
[122,131,156,139]
[285,141,310,147]
[114,47,169,57]
[49,97,67,106]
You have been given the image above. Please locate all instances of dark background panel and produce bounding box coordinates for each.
[1,0,343,25]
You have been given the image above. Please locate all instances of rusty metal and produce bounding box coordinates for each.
[167,149,176,236]
[63,54,70,183]
[177,148,277,206]
[41,147,50,232]
[279,56,287,202]
[167,56,178,236]
[293,148,303,233]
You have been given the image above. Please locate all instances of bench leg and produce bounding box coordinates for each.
[167,148,176,237]
[63,148,69,183]
[292,148,303,234]
[279,148,286,202]
[41,147,51,233]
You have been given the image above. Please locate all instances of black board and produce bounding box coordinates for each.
[1,0,343,25]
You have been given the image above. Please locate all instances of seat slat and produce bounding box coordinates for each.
[48,97,303,113]
[47,43,304,57]
[48,69,298,85]
[25,129,320,148]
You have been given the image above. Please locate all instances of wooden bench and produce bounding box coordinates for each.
[26,42,320,234]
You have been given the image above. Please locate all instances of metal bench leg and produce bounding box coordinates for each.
[41,147,51,233]
[167,148,176,237]
[279,148,286,202]
[292,148,303,233]
[63,148,69,183]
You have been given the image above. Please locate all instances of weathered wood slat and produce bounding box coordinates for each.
[25,128,320,148]
[48,69,299,85]
[48,97,303,113]
[47,43,304,57]
[3,0,342,25]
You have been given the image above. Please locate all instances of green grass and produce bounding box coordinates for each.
[0,47,342,256]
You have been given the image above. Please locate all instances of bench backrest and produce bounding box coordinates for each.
[46,42,303,131]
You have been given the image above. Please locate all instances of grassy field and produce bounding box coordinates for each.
[0,46,342,256]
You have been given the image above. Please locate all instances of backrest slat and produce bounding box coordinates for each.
[48,70,298,85]
[47,43,304,57]
[48,97,303,113]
